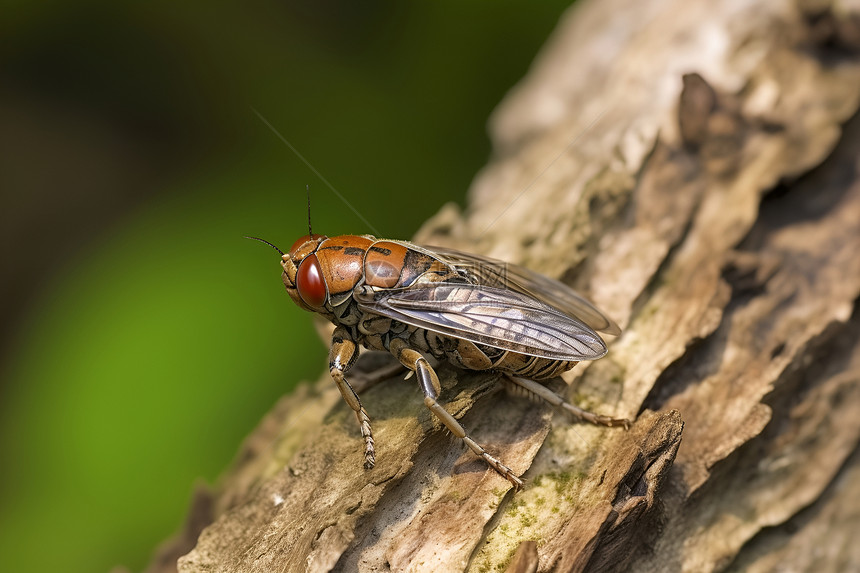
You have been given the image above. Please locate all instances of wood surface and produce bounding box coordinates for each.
[147,0,860,570]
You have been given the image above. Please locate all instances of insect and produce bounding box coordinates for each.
[248,226,629,489]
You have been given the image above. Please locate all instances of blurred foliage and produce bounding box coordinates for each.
[0,1,572,571]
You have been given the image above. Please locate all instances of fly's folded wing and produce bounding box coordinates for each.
[426,245,621,336]
[356,283,608,361]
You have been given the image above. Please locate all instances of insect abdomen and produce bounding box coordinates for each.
[426,336,577,380]
[495,352,577,380]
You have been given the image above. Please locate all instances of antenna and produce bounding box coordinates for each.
[306,184,312,238]
[244,236,285,256]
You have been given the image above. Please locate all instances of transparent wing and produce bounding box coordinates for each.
[425,245,621,336]
[357,283,607,361]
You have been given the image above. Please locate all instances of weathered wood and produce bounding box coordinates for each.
[149,0,860,571]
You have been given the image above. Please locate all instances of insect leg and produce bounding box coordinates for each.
[388,338,524,489]
[506,376,631,429]
[329,327,376,469]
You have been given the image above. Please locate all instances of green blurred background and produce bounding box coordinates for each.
[0,2,572,571]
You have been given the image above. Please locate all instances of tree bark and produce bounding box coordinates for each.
[149,0,860,571]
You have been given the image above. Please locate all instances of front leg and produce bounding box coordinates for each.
[329,326,375,469]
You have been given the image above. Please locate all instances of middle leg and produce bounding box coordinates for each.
[388,338,524,489]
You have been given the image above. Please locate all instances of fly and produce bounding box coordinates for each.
[248,230,629,489]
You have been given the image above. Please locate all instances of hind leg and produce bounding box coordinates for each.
[506,375,631,429]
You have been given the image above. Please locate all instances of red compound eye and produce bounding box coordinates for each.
[296,254,327,308]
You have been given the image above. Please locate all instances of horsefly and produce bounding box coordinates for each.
[248,222,629,489]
